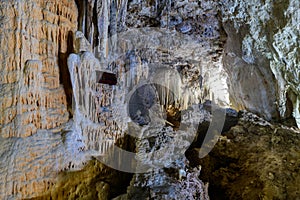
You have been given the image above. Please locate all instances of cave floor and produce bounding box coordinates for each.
[188,112,300,200]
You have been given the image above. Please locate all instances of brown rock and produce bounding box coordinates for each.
[0,0,77,137]
[0,0,78,198]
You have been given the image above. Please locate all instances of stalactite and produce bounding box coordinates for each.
[75,0,129,60]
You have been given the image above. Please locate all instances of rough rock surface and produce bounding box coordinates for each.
[32,0,226,198]
[0,125,87,199]
[66,0,230,166]
[188,112,300,200]
[113,119,210,200]
[0,0,78,137]
[0,0,81,199]
[124,0,229,106]
[0,0,299,199]
[32,157,134,200]
[221,0,300,125]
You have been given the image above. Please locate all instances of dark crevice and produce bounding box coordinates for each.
[185,107,240,199]
[109,0,117,37]
[275,90,298,127]
[127,83,182,129]
[75,0,84,33]
[166,104,181,130]
[58,31,74,118]
[186,106,239,152]
[185,147,231,200]
[92,0,99,48]
[109,134,137,198]
[75,0,99,47]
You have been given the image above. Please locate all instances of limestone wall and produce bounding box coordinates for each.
[221,0,300,126]
[0,0,80,198]
[0,0,77,137]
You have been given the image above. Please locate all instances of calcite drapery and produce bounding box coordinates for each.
[0,0,77,137]
[0,0,80,199]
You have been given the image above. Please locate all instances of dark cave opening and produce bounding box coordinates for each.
[185,106,240,200]
[128,83,182,130]
[185,140,230,199]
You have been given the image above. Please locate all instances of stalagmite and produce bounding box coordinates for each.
[0,0,299,199]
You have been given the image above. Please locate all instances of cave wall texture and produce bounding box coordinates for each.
[71,0,300,125]
[0,0,299,199]
[0,0,77,138]
[221,0,300,126]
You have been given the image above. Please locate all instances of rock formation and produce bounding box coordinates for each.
[0,0,77,137]
[0,0,299,199]
[221,0,300,126]
[113,124,210,200]
[190,111,300,199]
[0,0,85,198]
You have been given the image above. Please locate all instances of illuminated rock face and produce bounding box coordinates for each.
[0,0,77,137]
[221,0,300,126]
